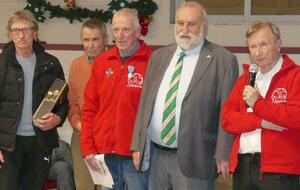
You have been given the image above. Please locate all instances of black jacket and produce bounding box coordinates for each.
[0,41,68,153]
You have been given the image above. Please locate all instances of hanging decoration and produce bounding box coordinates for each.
[64,0,76,9]
[139,16,153,36]
[24,0,158,36]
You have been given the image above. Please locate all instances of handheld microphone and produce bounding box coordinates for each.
[245,64,259,108]
[248,64,259,87]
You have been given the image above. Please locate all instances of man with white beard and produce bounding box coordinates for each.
[130,1,239,190]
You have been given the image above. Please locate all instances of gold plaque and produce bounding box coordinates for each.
[33,78,68,126]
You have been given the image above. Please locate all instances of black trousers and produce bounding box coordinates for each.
[233,153,299,190]
[0,136,51,190]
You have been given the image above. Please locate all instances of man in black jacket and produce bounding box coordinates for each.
[0,10,68,190]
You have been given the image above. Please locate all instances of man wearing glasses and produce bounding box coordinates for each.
[0,10,68,190]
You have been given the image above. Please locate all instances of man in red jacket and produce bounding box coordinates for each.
[80,8,152,190]
[222,20,300,190]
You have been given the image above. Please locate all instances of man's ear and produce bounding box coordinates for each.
[33,31,38,41]
[136,26,142,38]
[202,20,208,37]
[104,35,109,46]
[8,32,13,40]
[276,39,282,53]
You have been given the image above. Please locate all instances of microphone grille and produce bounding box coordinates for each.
[249,64,259,73]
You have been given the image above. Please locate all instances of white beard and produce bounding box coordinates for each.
[175,25,204,50]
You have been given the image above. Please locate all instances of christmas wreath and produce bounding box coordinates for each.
[24,0,158,36]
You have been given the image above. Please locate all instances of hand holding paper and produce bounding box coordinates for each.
[85,154,100,171]
[84,154,114,188]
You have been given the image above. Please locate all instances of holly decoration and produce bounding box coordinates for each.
[24,0,158,36]
[107,0,129,19]
[25,0,47,23]
[128,0,158,36]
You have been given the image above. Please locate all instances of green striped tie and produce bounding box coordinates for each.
[161,52,185,145]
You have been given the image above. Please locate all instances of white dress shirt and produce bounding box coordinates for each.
[239,56,283,154]
[148,41,204,148]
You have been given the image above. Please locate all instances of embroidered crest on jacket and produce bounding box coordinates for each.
[127,73,143,88]
[272,88,287,103]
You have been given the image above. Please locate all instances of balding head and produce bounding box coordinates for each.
[176,1,207,25]
[112,8,140,30]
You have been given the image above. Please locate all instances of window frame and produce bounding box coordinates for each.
[175,0,300,24]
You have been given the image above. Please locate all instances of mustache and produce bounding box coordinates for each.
[177,32,193,39]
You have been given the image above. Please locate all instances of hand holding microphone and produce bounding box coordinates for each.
[243,64,259,108]
[248,64,258,87]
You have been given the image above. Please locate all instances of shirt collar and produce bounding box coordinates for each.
[87,55,94,64]
[119,41,140,58]
[256,56,283,79]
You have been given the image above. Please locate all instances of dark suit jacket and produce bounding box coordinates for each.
[131,39,239,180]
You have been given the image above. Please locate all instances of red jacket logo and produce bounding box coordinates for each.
[271,88,287,103]
[127,73,143,88]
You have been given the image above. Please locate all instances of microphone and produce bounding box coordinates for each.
[245,64,259,108]
[248,64,259,87]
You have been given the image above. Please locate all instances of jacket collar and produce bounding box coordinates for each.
[2,41,45,62]
[242,54,296,76]
[108,40,149,60]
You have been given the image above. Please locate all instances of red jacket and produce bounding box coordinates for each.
[81,40,152,156]
[222,55,300,175]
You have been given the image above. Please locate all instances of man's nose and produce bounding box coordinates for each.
[182,23,189,34]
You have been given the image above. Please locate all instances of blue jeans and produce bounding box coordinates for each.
[104,154,149,190]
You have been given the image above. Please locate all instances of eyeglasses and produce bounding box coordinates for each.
[10,27,33,35]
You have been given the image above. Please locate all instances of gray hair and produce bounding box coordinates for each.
[112,8,140,29]
[81,18,107,38]
[176,1,207,23]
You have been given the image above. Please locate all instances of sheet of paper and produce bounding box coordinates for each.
[84,154,114,188]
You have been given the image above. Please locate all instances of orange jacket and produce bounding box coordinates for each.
[67,55,92,130]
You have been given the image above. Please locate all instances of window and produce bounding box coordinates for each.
[187,0,244,15]
[171,0,300,23]
[252,0,300,15]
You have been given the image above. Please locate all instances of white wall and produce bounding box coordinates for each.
[1,0,300,142]
[2,0,300,46]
